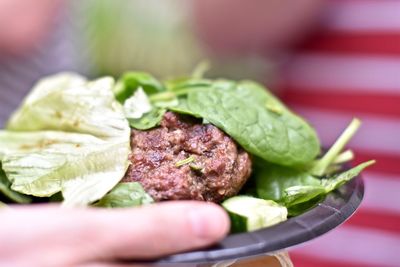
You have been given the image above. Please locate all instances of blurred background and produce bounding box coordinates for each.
[0,0,399,266]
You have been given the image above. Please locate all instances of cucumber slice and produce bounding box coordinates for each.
[222,196,288,233]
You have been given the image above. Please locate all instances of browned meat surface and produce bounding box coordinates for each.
[122,112,252,203]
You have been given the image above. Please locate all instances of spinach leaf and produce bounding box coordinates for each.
[119,74,319,167]
[114,72,165,103]
[0,165,31,204]
[255,160,374,211]
[191,61,210,79]
[168,98,201,117]
[95,182,154,208]
[128,108,166,130]
[311,118,361,176]
[284,185,326,207]
[185,81,320,166]
[165,78,211,92]
[320,160,375,191]
[255,163,319,203]
[287,195,326,216]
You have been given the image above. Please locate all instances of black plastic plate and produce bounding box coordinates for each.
[156,177,364,264]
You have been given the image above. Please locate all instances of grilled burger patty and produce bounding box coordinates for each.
[122,112,252,203]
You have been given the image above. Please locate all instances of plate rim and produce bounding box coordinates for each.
[155,176,364,264]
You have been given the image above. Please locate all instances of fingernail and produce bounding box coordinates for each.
[188,205,229,239]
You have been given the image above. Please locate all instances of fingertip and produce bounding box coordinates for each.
[188,202,230,241]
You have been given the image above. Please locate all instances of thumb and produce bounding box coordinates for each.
[0,202,230,266]
[89,201,230,260]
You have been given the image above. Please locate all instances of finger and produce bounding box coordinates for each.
[86,201,230,260]
[0,202,229,266]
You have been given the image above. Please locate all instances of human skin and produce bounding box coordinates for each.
[0,202,229,267]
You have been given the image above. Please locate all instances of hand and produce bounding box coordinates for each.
[0,202,229,267]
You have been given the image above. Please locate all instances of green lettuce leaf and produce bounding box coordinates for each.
[1,73,131,207]
[0,165,31,204]
[95,182,154,208]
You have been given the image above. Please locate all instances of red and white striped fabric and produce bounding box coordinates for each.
[278,1,400,266]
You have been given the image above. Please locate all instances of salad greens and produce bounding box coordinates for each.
[113,71,373,230]
[0,71,373,233]
[311,119,361,176]
[123,87,153,119]
[122,87,167,130]
[114,71,165,103]
[115,72,320,166]
[95,182,154,208]
[253,118,374,215]
[255,160,374,216]
[0,73,131,207]
[185,81,320,166]
[0,166,31,204]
